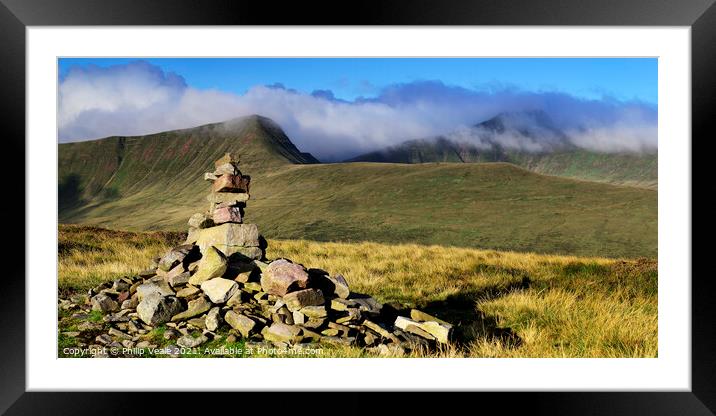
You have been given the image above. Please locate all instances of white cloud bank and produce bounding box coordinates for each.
[59,61,657,161]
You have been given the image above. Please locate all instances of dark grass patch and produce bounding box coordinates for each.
[59,224,186,248]
[562,261,610,276]
[58,240,102,256]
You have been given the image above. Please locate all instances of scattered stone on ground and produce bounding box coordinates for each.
[59,152,454,357]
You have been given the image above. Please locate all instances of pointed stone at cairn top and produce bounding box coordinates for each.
[215,152,239,169]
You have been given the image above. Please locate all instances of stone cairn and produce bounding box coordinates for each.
[81,153,453,357]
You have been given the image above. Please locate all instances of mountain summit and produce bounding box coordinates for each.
[222,115,319,165]
[347,111,656,189]
[346,111,572,164]
[59,115,318,214]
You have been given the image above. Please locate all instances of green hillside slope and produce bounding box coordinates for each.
[59,116,657,258]
[349,139,657,190]
[59,115,317,211]
[509,150,657,189]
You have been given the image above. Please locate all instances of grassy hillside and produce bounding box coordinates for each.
[252,162,656,258]
[58,225,657,358]
[59,115,317,211]
[349,138,657,190]
[504,150,656,189]
[59,116,657,258]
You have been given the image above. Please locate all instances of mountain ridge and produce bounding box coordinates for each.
[346,113,657,189]
[59,115,318,210]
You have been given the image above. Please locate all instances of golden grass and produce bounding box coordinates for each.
[58,225,657,358]
[269,239,657,358]
[58,225,185,294]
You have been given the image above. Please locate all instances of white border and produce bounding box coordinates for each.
[27,27,690,391]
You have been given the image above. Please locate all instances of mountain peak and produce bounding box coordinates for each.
[345,110,656,188]
[474,110,568,145]
[174,114,319,166]
[228,115,320,165]
[58,115,319,208]
[222,114,273,127]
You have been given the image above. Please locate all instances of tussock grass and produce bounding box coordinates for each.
[58,225,657,358]
[269,239,657,358]
[58,224,185,293]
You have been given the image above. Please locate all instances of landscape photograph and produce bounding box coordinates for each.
[57,57,658,358]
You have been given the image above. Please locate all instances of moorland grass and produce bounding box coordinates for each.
[58,225,185,293]
[58,225,657,358]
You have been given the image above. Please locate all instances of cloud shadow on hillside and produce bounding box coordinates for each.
[59,173,85,212]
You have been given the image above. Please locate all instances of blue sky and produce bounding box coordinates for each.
[59,57,657,104]
[58,58,658,160]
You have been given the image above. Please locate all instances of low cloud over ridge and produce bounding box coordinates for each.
[59,61,657,161]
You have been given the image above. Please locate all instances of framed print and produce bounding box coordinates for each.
[1,0,712,414]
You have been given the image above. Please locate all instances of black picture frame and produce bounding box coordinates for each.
[1,0,711,414]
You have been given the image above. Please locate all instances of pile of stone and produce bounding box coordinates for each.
[79,153,453,357]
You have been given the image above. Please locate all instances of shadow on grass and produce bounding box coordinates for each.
[59,173,85,212]
[386,276,531,350]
